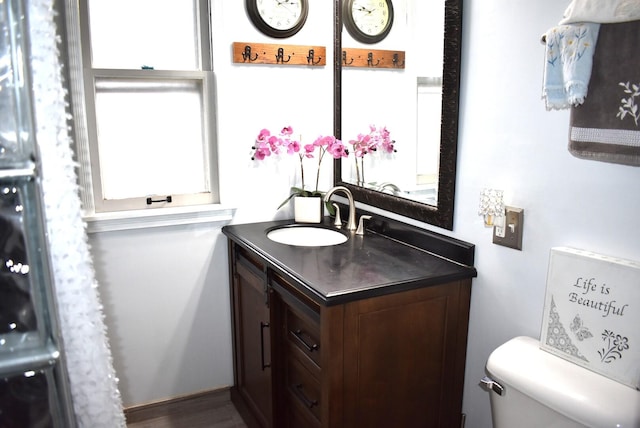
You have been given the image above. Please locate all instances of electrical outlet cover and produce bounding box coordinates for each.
[493,207,523,250]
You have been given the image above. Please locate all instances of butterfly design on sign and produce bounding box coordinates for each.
[570,314,593,341]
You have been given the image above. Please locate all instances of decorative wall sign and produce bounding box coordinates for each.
[232,42,326,67]
[540,247,640,389]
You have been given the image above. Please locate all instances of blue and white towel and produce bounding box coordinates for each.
[542,23,600,110]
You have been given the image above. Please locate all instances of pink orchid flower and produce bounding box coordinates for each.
[252,142,272,160]
[327,140,348,158]
[303,144,316,158]
[255,130,268,148]
[286,139,301,155]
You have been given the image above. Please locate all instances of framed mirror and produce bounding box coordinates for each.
[333,0,462,230]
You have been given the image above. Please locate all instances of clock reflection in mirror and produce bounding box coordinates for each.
[343,0,394,44]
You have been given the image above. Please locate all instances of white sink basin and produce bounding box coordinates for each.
[267,226,348,247]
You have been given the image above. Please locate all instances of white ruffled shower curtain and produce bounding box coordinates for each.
[27,0,126,426]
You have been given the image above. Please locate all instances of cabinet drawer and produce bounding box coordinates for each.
[285,395,321,428]
[285,355,321,424]
[285,305,321,370]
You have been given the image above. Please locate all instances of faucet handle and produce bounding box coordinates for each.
[332,203,342,228]
[356,215,372,235]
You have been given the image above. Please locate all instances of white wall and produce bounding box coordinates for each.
[87,1,640,427]
[90,224,232,405]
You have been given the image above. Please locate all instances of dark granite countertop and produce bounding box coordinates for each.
[223,210,477,306]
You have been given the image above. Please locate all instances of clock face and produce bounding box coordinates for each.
[258,0,303,31]
[247,0,309,38]
[343,0,394,44]
[352,0,390,36]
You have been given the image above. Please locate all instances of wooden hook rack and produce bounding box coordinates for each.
[342,48,405,69]
[232,42,326,67]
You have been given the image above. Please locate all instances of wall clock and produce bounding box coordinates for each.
[342,0,394,44]
[246,0,309,38]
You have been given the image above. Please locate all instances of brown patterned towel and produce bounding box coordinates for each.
[569,20,640,166]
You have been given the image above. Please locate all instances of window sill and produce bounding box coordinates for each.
[83,204,235,233]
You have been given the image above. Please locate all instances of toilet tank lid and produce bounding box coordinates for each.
[486,336,640,427]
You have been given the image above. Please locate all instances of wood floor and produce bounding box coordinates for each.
[125,388,247,428]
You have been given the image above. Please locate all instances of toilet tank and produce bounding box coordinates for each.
[485,336,640,428]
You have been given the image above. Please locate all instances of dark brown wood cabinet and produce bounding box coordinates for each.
[229,245,273,428]
[228,239,472,428]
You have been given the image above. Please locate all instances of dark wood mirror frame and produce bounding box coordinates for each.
[333,0,463,230]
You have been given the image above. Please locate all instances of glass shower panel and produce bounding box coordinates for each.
[0,0,35,167]
[0,1,76,426]
[0,176,51,355]
[0,367,71,428]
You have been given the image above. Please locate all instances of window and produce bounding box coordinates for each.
[67,0,218,215]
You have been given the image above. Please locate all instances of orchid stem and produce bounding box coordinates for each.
[300,156,305,191]
[315,148,326,192]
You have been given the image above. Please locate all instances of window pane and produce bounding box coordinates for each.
[94,79,209,200]
[88,0,199,70]
[416,77,442,181]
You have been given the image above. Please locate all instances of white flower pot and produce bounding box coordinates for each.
[294,196,322,223]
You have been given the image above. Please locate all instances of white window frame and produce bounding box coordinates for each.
[64,0,229,232]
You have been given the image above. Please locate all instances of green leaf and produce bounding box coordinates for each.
[325,200,336,215]
[277,192,297,210]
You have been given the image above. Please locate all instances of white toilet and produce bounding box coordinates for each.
[483,336,640,427]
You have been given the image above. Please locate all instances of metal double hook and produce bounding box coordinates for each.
[307,49,322,65]
[393,52,405,68]
[276,47,291,63]
[367,52,380,67]
[242,45,258,62]
[342,51,354,65]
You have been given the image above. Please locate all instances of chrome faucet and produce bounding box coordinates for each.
[376,182,402,195]
[324,186,357,231]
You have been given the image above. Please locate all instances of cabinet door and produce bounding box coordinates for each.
[232,250,272,428]
[341,280,471,428]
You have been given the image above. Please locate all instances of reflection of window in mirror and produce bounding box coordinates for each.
[411,0,444,75]
[415,76,442,205]
[406,0,444,206]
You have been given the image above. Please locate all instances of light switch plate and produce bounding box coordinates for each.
[493,207,523,250]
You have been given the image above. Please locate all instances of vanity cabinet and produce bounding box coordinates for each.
[227,237,473,428]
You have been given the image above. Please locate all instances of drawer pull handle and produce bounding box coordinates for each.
[294,383,318,408]
[260,322,270,370]
[290,329,319,352]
